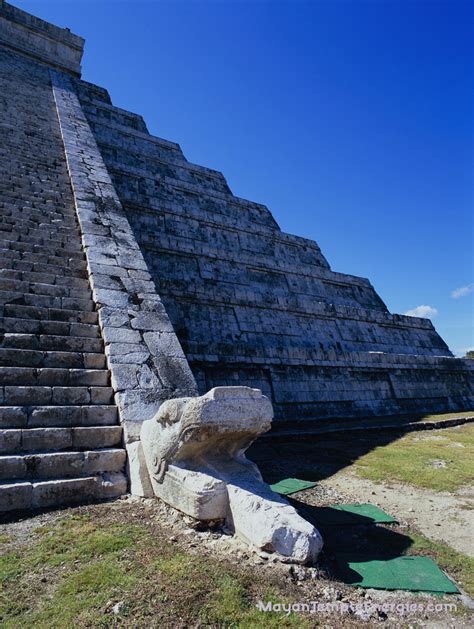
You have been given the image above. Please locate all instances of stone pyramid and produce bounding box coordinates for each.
[0,1,472,510]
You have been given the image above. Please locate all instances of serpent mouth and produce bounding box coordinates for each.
[179,422,201,441]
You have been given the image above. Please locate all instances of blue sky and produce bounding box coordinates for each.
[16,0,474,355]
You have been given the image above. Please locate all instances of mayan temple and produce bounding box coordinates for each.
[0,1,473,513]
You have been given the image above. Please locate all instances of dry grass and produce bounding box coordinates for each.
[0,511,309,628]
[354,424,474,491]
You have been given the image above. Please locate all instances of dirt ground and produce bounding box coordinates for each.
[249,423,474,559]
[321,471,473,557]
[1,494,472,628]
[1,421,473,627]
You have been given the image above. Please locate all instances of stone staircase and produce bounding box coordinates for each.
[0,217,127,511]
[0,47,127,512]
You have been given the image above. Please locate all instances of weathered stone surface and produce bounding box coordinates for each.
[31,477,96,508]
[50,67,199,444]
[96,471,128,499]
[125,441,153,497]
[0,1,84,76]
[71,43,474,423]
[1,0,473,522]
[0,428,21,452]
[141,387,323,563]
[0,27,127,512]
[0,481,32,511]
[22,428,72,452]
[153,464,228,520]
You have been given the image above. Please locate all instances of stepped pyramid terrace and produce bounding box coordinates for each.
[0,0,473,528]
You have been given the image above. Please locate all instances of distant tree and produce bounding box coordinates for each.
[464,350,474,359]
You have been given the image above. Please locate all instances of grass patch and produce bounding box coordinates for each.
[30,515,138,567]
[146,546,307,626]
[0,511,313,627]
[0,515,143,627]
[407,529,474,596]
[201,578,308,627]
[0,551,22,584]
[412,411,474,422]
[354,424,474,491]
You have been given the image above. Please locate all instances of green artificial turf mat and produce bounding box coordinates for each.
[270,478,317,495]
[335,554,459,593]
[312,503,397,526]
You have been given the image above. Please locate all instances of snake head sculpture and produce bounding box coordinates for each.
[141,386,273,483]
[140,386,323,564]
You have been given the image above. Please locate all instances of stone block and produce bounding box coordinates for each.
[83,353,106,369]
[95,472,128,499]
[115,389,162,422]
[92,288,130,308]
[105,342,150,365]
[0,481,32,511]
[102,327,141,344]
[0,455,27,480]
[72,426,122,449]
[22,428,72,451]
[90,386,114,404]
[0,406,28,428]
[83,448,126,473]
[0,429,21,453]
[125,441,153,497]
[32,477,96,508]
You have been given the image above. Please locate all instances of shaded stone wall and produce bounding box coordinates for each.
[0,0,83,75]
[1,0,472,430]
[73,81,474,423]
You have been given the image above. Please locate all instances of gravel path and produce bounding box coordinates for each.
[321,471,474,556]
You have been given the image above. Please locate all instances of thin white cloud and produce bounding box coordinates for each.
[451,283,474,299]
[455,346,474,358]
[404,305,438,319]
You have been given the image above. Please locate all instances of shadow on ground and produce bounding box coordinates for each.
[293,500,414,583]
[248,412,473,487]
[248,428,406,485]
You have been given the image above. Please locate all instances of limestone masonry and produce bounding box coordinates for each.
[0,2,473,512]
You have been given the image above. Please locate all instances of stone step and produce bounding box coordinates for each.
[0,196,77,213]
[0,210,76,224]
[0,247,87,273]
[1,385,114,406]
[0,448,126,481]
[0,214,79,233]
[0,269,90,291]
[0,228,83,252]
[0,253,88,279]
[0,236,85,261]
[0,366,109,387]
[0,224,79,246]
[0,289,94,311]
[0,405,118,428]
[0,199,75,218]
[0,278,92,300]
[0,472,127,511]
[0,426,122,454]
[0,348,106,369]
[0,227,83,251]
[0,317,99,338]
[3,304,98,325]
[1,333,103,353]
